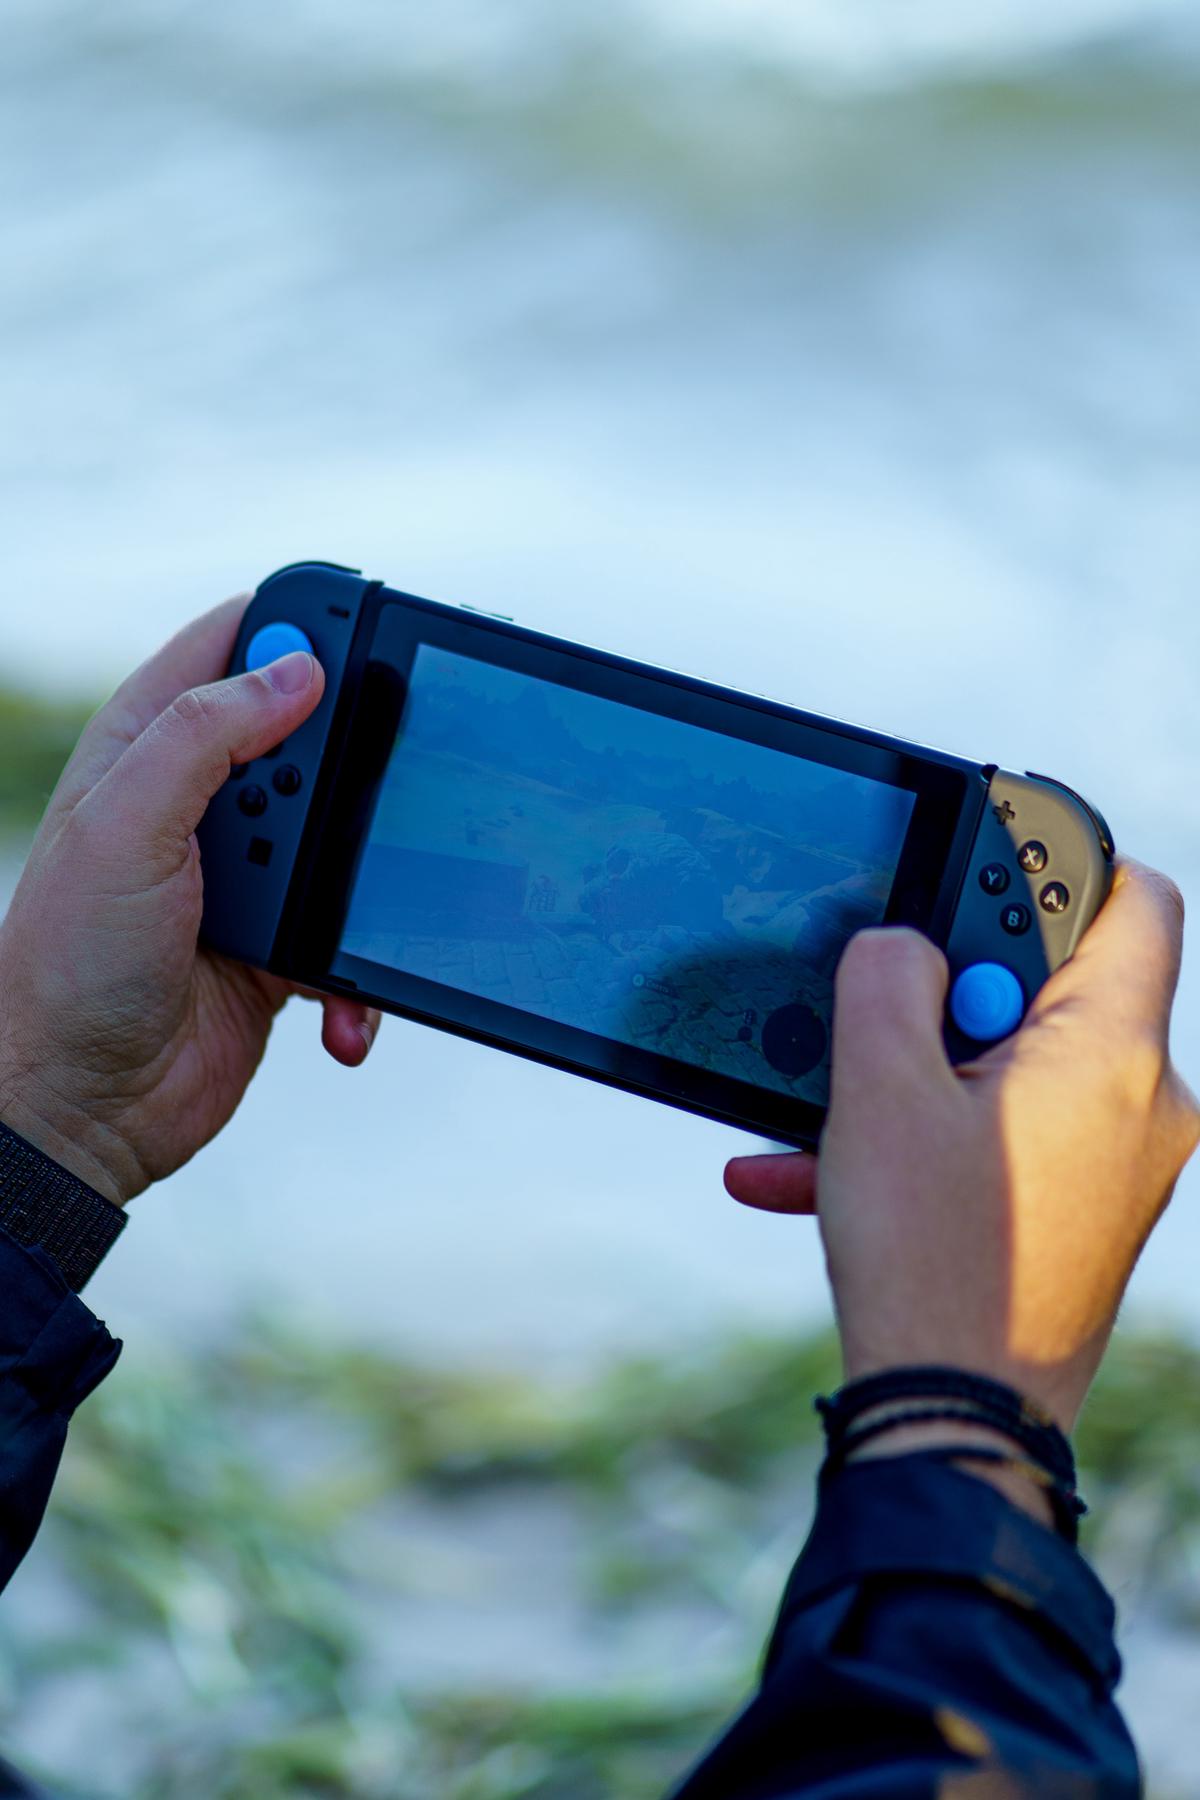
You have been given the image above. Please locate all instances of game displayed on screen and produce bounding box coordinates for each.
[340,646,916,1103]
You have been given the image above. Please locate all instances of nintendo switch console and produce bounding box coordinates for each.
[197,562,1114,1149]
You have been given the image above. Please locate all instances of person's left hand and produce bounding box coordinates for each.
[0,594,381,1207]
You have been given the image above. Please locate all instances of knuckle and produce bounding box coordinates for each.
[167,684,226,734]
[1131,862,1186,930]
[1113,1030,1168,1110]
[1169,1074,1200,1159]
[1147,865,1186,926]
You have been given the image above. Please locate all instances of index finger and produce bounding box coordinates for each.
[1029,857,1185,1047]
[50,594,250,816]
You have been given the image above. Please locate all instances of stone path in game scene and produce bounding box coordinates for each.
[386,923,834,1094]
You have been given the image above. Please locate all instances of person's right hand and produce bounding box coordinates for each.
[726,860,1199,1433]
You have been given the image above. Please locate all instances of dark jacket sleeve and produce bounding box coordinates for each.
[670,1456,1139,1799]
[0,1225,121,1595]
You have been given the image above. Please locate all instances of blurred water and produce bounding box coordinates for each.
[3,0,1200,1359]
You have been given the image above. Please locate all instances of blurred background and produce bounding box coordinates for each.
[2,1,1200,1794]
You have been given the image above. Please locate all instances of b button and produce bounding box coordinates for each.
[1000,902,1032,936]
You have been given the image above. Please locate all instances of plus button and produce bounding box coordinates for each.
[992,800,1016,826]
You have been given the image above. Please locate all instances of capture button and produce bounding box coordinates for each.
[950,963,1025,1043]
[245,622,314,671]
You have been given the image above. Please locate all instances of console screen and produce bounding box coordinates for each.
[339,646,916,1104]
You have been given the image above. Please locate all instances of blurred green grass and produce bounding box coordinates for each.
[0,1319,1197,1799]
[0,687,94,845]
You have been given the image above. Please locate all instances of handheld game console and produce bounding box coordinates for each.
[197,563,1114,1148]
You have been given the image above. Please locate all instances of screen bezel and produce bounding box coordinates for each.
[283,589,982,1147]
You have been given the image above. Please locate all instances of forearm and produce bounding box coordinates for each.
[670,1458,1137,1799]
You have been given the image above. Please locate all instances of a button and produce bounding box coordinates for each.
[1040,881,1070,915]
[949,963,1025,1043]
[978,862,1010,896]
[245,621,314,671]
[272,764,302,796]
[1000,901,1032,936]
[237,784,268,818]
[1018,840,1048,874]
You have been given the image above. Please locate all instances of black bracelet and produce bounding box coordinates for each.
[823,1403,1039,1473]
[816,1366,1076,1488]
[814,1366,1084,1542]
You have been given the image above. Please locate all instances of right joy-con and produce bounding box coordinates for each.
[945,770,1115,1056]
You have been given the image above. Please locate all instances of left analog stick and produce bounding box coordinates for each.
[245,621,314,671]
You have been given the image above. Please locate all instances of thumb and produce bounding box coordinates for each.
[832,927,953,1106]
[84,652,324,872]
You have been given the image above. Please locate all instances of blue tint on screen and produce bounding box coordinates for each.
[340,647,915,1103]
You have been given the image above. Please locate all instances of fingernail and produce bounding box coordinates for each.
[264,651,315,695]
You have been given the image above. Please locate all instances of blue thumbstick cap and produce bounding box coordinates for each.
[245,621,314,671]
[949,962,1025,1043]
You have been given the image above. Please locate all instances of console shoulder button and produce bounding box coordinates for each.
[949,963,1026,1043]
[245,622,315,671]
[1025,771,1115,861]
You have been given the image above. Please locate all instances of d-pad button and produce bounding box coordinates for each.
[237,784,268,819]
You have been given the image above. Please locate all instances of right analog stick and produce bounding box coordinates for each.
[760,1004,828,1079]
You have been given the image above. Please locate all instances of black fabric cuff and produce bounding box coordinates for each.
[0,1121,126,1291]
[0,1228,121,1414]
[769,1453,1121,1693]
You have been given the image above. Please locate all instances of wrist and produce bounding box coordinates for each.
[0,1056,130,1209]
[840,1340,1085,1437]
